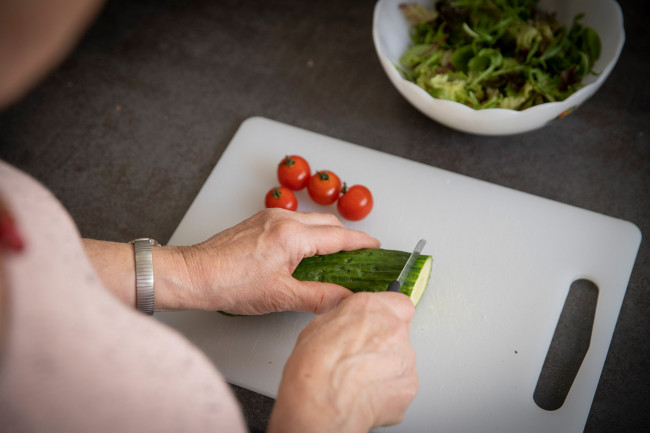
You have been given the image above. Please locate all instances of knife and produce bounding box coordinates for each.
[386,239,427,293]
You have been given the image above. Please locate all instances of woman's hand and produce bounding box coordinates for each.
[168,208,380,315]
[268,292,419,433]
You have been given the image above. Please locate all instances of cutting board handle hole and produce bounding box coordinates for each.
[533,278,599,411]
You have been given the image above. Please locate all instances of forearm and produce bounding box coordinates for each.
[82,239,191,311]
[82,209,380,315]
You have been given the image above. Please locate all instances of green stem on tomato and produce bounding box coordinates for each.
[281,155,295,167]
[316,171,330,181]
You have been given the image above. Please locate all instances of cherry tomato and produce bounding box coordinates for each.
[265,186,298,211]
[337,183,373,221]
[307,170,342,205]
[277,155,311,190]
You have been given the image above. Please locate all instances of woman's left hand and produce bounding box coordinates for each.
[164,209,380,315]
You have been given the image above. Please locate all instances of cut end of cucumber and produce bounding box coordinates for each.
[409,256,433,307]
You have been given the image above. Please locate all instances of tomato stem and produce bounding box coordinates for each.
[272,187,282,198]
[281,155,295,167]
[341,182,348,194]
[317,171,330,181]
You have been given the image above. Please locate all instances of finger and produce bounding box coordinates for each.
[303,225,381,256]
[251,209,340,229]
[285,278,353,314]
[375,291,416,322]
[291,211,344,228]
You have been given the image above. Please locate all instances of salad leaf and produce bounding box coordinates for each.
[400,3,439,24]
[397,0,601,110]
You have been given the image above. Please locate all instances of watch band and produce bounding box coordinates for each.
[130,238,161,315]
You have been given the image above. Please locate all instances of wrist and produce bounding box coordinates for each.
[187,244,243,312]
[83,239,199,312]
[150,244,196,311]
[268,360,373,433]
[269,391,372,433]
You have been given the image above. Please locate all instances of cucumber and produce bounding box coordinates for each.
[292,248,433,306]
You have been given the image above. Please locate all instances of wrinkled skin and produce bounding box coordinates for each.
[1,0,420,429]
[172,209,419,431]
[175,209,380,315]
[269,292,419,432]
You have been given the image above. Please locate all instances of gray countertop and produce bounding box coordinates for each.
[1,0,647,431]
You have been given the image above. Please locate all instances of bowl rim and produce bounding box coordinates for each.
[372,0,626,116]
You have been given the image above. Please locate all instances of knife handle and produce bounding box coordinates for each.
[386,280,402,293]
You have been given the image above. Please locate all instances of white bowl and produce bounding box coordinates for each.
[372,0,625,135]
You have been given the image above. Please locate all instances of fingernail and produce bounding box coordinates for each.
[0,209,25,252]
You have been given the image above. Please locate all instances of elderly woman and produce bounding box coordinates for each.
[0,1,418,432]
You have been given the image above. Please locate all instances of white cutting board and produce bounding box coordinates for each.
[157,117,641,432]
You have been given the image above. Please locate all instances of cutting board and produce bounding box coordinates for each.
[156,117,641,432]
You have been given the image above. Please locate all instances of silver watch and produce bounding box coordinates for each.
[130,238,161,315]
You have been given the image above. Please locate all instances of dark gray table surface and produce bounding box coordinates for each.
[1,0,647,431]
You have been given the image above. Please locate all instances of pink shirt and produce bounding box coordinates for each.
[0,161,248,433]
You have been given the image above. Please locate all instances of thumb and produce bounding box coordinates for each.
[284,278,353,314]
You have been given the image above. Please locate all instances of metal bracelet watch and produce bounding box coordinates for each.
[130,238,161,315]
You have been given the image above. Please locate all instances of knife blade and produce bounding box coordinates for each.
[386,239,427,293]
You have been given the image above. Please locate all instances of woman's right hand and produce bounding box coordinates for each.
[268,291,419,433]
